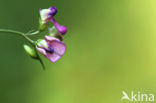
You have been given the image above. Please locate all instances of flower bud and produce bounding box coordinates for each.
[48,26,63,41]
[23,45,37,58]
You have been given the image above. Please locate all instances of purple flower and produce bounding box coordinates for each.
[40,7,67,35]
[40,7,57,23]
[50,18,67,35]
[36,36,66,62]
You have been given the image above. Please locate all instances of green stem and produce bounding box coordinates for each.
[25,30,40,36]
[31,30,40,35]
[0,29,45,70]
[0,29,34,45]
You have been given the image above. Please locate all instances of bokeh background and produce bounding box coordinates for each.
[0,0,156,103]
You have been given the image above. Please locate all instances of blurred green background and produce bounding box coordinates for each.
[0,0,156,103]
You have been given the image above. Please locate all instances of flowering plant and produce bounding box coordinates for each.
[0,7,67,70]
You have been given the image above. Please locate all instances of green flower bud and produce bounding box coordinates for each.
[23,45,37,58]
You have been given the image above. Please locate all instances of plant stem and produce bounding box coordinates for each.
[25,30,40,36]
[0,29,34,45]
[31,30,40,35]
[0,29,45,70]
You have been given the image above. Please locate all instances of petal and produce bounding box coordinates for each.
[50,18,67,35]
[51,40,66,56]
[40,9,51,21]
[48,7,57,17]
[45,36,59,42]
[37,47,61,62]
[46,52,61,62]
[36,47,47,55]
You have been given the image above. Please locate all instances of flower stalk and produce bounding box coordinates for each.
[0,29,45,70]
[0,29,34,44]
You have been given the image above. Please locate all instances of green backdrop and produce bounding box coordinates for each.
[0,0,156,103]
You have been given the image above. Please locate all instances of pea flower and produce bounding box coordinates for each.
[40,7,67,35]
[36,36,66,62]
[0,6,68,70]
[40,7,57,23]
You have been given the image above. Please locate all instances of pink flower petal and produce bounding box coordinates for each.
[51,40,66,56]
[37,36,66,63]
[36,47,47,55]
[46,52,61,62]
[45,36,59,42]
